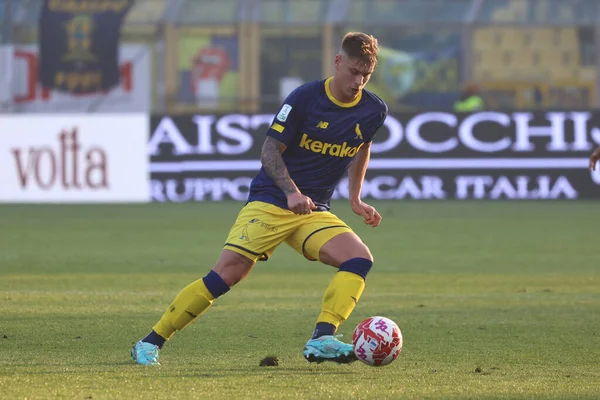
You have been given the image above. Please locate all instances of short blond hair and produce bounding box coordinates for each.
[340,32,379,69]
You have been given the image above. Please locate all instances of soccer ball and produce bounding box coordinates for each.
[352,316,402,367]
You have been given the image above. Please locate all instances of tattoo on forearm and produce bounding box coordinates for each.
[261,137,298,194]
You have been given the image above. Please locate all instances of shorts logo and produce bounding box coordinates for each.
[240,226,251,242]
[316,121,329,129]
[276,104,292,122]
[249,218,279,232]
[299,133,363,157]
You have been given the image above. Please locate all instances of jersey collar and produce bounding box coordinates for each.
[324,77,362,108]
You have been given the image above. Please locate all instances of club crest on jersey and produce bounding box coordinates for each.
[355,123,363,140]
[299,133,363,157]
[276,104,292,122]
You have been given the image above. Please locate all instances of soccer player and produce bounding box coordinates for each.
[589,147,600,170]
[132,32,388,365]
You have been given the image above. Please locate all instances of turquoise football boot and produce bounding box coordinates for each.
[131,340,160,365]
[303,335,357,364]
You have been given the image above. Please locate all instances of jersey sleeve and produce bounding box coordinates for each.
[266,87,305,146]
[366,103,388,142]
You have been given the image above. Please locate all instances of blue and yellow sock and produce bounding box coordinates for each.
[143,270,230,347]
[312,258,373,338]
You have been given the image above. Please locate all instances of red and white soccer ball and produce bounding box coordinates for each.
[352,316,403,367]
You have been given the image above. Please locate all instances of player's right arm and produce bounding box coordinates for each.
[260,137,316,215]
[261,86,316,215]
[260,137,294,193]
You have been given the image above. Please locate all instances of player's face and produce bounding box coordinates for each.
[335,55,374,100]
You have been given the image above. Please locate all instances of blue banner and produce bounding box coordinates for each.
[38,0,133,94]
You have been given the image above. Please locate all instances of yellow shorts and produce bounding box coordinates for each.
[223,201,353,262]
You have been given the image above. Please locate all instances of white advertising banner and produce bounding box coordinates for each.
[0,115,149,203]
[10,44,150,113]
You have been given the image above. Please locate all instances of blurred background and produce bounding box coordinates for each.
[1,0,598,114]
[2,5,600,400]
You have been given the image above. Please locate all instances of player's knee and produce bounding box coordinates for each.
[319,232,373,267]
[202,270,231,299]
[339,257,373,280]
[358,243,374,263]
[212,250,255,288]
[345,241,374,263]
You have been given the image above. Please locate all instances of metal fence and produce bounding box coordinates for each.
[2,0,600,113]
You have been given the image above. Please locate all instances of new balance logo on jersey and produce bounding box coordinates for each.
[316,121,329,129]
[299,133,363,157]
[355,123,363,140]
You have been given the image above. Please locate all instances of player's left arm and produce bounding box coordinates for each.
[348,142,381,228]
[589,146,600,170]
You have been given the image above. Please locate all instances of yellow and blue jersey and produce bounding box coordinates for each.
[248,77,388,211]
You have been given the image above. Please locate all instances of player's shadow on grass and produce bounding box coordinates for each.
[158,367,356,378]
[8,361,148,372]
[10,364,355,377]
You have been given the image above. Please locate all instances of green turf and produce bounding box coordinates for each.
[0,201,599,399]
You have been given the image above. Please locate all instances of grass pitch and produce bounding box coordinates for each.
[0,201,599,399]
